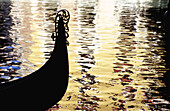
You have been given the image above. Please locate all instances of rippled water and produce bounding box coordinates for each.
[0,0,169,110]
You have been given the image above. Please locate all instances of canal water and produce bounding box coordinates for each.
[0,0,169,110]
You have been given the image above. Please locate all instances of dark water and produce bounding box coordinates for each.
[0,1,21,82]
[0,0,57,83]
[0,0,169,110]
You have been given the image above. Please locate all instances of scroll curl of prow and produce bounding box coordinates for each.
[51,9,70,45]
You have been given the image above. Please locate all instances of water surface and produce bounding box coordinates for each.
[0,0,169,110]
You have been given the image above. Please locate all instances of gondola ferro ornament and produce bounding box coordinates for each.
[0,9,70,111]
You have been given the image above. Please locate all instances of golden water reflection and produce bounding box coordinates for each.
[56,0,169,111]
[0,0,169,110]
[8,0,57,76]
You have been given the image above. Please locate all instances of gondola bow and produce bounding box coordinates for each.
[0,9,70,111]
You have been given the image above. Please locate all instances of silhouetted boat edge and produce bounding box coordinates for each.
[0,9,70,111]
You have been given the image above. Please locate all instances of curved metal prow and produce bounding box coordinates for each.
[51,9,70,46]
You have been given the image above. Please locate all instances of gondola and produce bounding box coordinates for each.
[0,9,70,111]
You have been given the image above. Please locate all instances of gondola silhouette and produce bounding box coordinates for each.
[0,9,70,111]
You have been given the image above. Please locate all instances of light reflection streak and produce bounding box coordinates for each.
[72,0,100,110]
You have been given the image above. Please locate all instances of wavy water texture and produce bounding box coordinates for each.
[0,0,169,110]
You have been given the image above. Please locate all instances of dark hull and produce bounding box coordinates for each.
[0,12,69,110]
